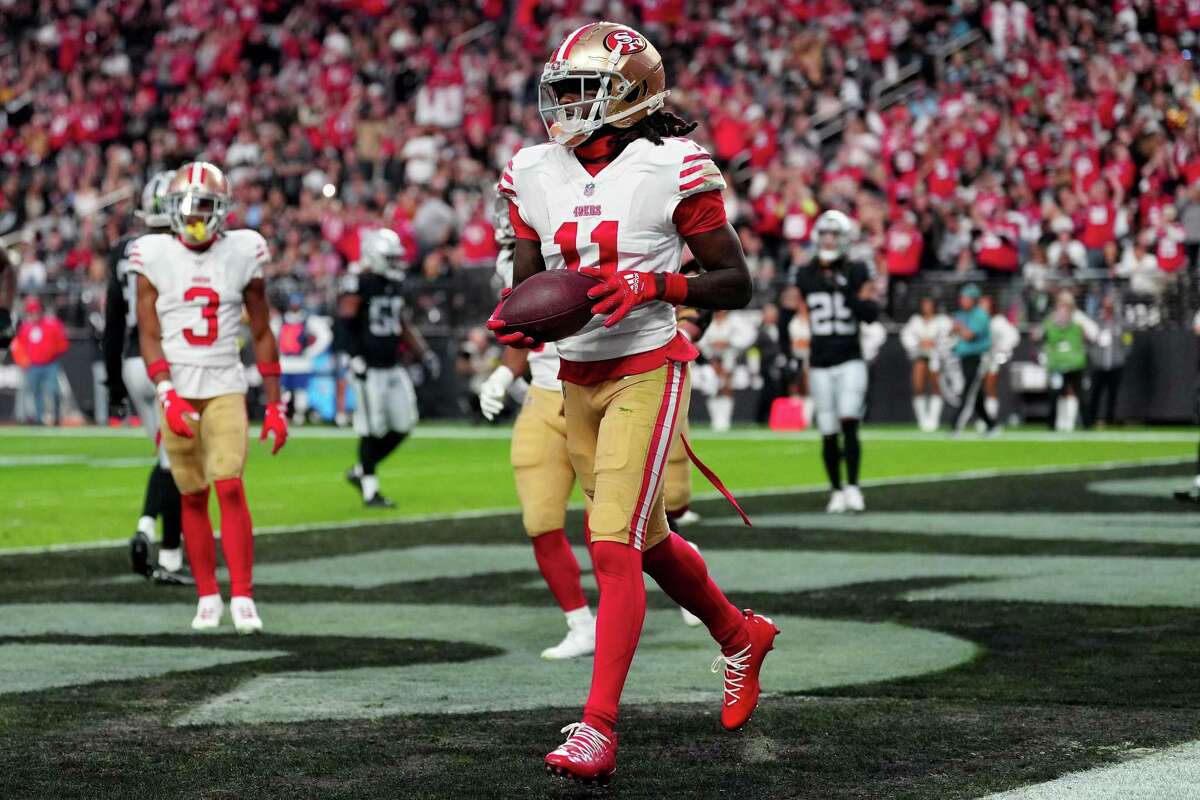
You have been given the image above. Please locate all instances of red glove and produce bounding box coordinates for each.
[581,268,689,328]
[157,382,199,438]
[485,287,541,349]
[260,401,288,455]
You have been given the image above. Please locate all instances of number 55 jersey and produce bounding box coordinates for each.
[129,229,269,398]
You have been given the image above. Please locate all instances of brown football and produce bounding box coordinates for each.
[499,270,603,342]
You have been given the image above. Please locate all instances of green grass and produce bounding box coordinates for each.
[0,425,1193,549]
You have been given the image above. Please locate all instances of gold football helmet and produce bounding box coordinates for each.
[166,162,231,246]
[539,22,668,148]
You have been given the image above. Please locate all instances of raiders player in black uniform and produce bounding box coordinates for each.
[103,170,191,584]
[341,227,440,507]
[795,210,880,514]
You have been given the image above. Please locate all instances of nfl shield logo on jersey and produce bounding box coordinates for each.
[583,182,595,197]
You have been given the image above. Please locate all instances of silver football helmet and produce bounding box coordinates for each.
[136,170,176,229]
[359,227,408,281]
[813,209,854,265]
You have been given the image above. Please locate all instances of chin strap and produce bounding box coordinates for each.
[680,435,751,527]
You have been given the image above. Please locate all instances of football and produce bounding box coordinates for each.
[498,269,603,342]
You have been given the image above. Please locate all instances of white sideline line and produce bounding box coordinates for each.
[0,425,1196,443]
[1,455,1188,558]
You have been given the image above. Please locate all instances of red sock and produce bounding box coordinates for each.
[181,488,218,597]
[581,541,645,735]
[531,529,587,612]
[214,478,254,598]
[643,533,748,655]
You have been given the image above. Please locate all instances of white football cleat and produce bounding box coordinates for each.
[843,485,865,513]
[676,509,702,526]
[541,613,595,660]
[191,594,224,631]
[826,490,847,514]
[230,596,263,635]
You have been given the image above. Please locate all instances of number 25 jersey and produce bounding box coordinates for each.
[129,229,268,398]
[795,261,873,368]
[500,136,725,364]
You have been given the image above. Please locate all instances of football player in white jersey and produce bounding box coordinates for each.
[478,194,597,660]
[131,162,288,634]
[486,22,777,785]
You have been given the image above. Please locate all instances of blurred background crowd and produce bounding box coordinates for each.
[3,0,1200,427]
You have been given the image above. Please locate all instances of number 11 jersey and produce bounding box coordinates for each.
[795,261,873,368]
[129,229,268,398]
[500,136,725,364]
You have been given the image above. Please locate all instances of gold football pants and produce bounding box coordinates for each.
[159,393,248,495]
[563,362,690,551]
[511,386,576,537]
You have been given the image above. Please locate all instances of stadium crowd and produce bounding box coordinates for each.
[3,0,1200,423]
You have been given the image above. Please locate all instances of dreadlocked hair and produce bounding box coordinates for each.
[611,110,698,148]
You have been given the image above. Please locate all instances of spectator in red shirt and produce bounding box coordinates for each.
[15,296,70,426]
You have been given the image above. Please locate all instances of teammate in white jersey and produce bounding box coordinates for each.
[131,161,288,634]
[486,21,776,785]
[479,194,596,660]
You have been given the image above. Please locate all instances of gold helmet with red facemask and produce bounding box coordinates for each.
[539,22,669,148]
[166,162,231,246]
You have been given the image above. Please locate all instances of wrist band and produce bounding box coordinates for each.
[662,272,689,305]
[257,361,282,377]
[145,359,170,381]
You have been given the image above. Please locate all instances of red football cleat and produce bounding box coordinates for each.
[711,610,780,731]
[544,722,617,784]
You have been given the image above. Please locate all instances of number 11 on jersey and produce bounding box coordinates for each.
[554,221,619,274]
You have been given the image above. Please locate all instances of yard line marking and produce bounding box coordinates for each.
[1,455,1187,557]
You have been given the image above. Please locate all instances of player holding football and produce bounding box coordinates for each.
[795,210,880,514]
[104,170,192,585]
[487,22,778,784]
[340,227,439,508]
[132,162,288,633]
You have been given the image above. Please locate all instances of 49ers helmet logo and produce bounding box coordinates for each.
[603,29,647,55]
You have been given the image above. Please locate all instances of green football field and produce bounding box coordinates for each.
[0,424,1195,550]
[4,425,1200,798]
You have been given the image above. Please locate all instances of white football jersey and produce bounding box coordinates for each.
[129,230,268,398]
[500,136,724,363]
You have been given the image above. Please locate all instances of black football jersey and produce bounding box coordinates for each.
[342,270,406,368]
[795,260,873,368]
[106,235,141,359]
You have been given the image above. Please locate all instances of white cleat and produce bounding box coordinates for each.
[191,594,224,631]
[843,485,865,513]
[676,509,702,527]
[230,596,263,635]
[826,490,847,514]
[541,616,595,660]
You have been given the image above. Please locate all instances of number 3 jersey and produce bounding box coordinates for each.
[129,230,268,398]
[795,261,874,368]
[500,136,725,365]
